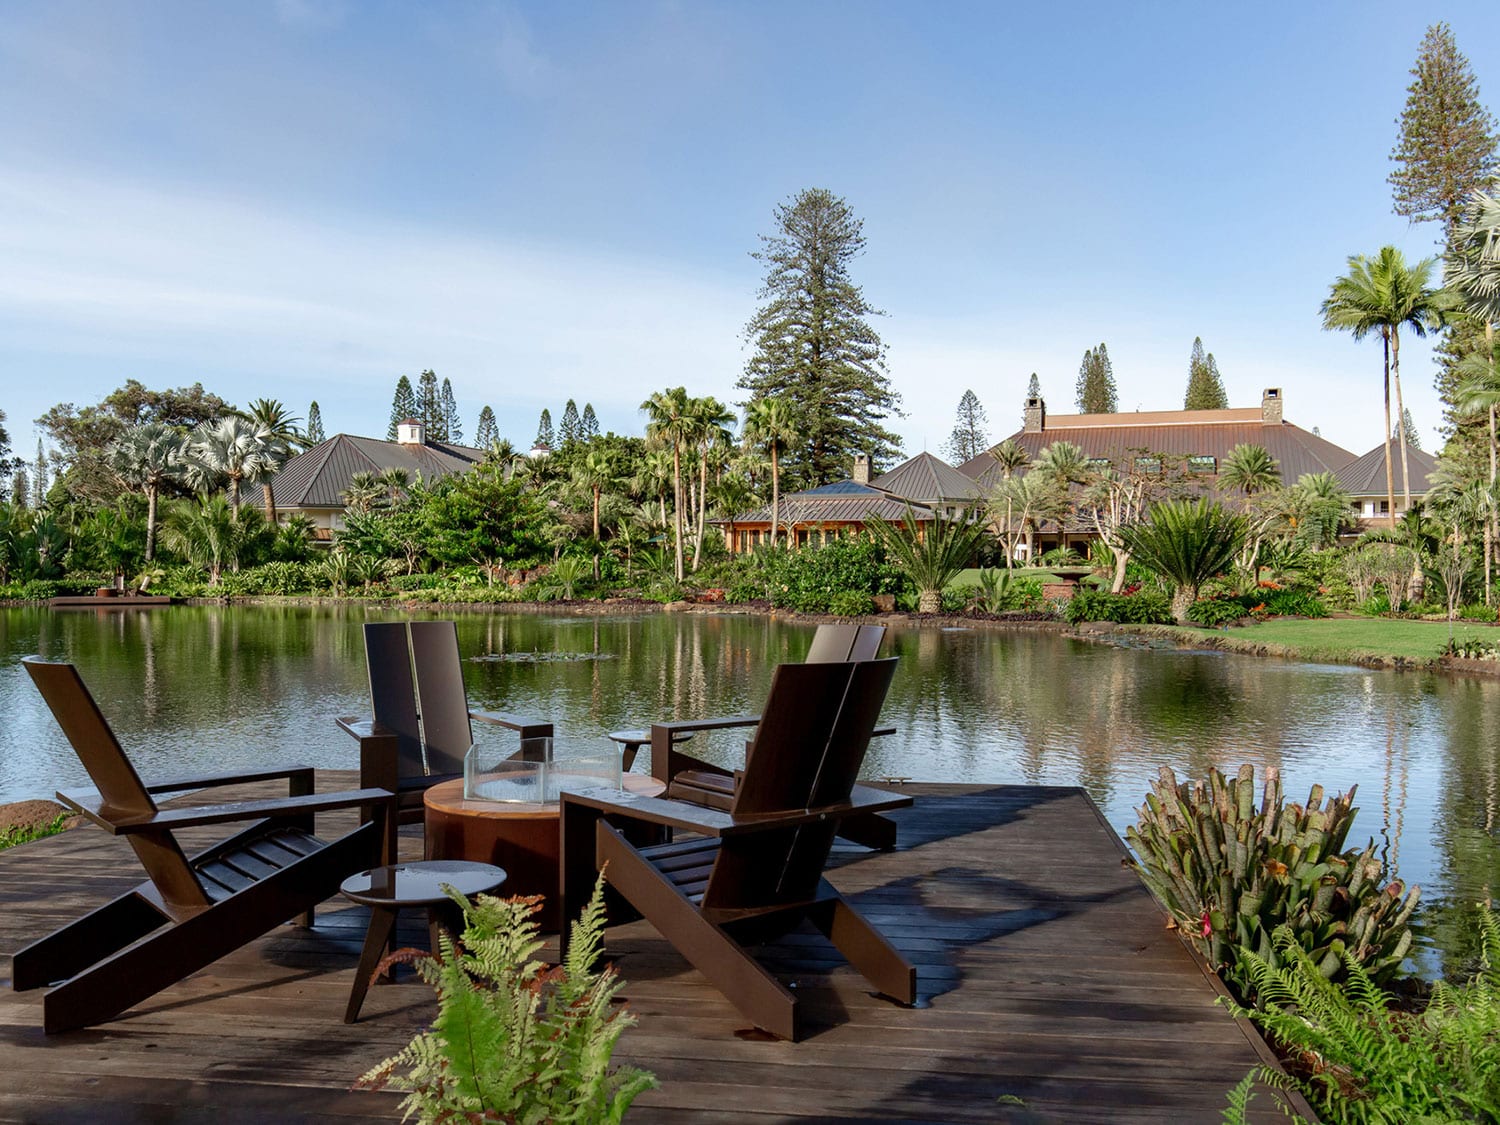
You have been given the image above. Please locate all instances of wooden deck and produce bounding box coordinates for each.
[0,778,1297,1123]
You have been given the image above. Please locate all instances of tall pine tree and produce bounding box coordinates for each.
[387,376,417,439]
[305,401,325,443]
[1389,23,1498,238]
[1075,344,1118,414]
[475,406,499,449]
[580,403,599,439]
[1183,337,1230,409]
[534,409,554,449]
[440,378,462,443]
[1025,372,1041,399]
[558,399,581,446]
[33,438,48,503]
[739,188,902,485]
[1397,407,1423,451]
[943,390,989,464]
[416,370,444,440]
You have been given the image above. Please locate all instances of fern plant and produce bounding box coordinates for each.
[357,874,657,1122]
[1223,912,1500,1124]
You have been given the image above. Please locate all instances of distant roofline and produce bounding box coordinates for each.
[1038,407,1266,429]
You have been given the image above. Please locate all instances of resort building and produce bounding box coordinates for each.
[246,420,485,539]
[1332,443,1438,522]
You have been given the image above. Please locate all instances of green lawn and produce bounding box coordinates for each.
[1172,616,1495,664]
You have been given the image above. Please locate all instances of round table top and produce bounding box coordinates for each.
[340,860,507,907]
[424,772,664,819]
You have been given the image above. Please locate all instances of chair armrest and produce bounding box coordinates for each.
[142,765,317,794]
[58,787,396,835]
[650,715,761,736]
[872,725,896,738]
[469,710,554,741]
[336,716,399,742]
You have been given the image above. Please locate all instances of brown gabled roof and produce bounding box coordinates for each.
[957,420,1357,490]
[871,451,980,504]
[249,433,485,508]
[716,480,936,526]
[1334,444,1438,498]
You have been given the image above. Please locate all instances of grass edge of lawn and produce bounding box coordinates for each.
[1114,618,1498,668]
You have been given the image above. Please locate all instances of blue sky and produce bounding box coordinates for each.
[2,2,1498,466]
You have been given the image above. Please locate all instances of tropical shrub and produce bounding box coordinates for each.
[975,569,1045,613]
[1186,597,1245,627]
[357,875,656,1121]
[1064,588,1173,625]
[867,509,990,614]
[1117,499,1246,623]
[828,590,874,616]
[1127,765,1417,997]
[1224,909,1500,1125]
[754,539,904,614]
[1459,603,1499,623]
[1443,636,1500,661]
[1257,587,1329,618]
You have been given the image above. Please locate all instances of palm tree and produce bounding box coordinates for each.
[688,397,735,571]
[237,399,304,523]
[988,471,1062,563]
[107,422,187,562]
[1030,440,1091,485]
[632,448,674,529]
[1321,247,1449,523]
[185,416,274,518]
[641,387,693,580]
[571,447,619,580]
[743,397,799,550]
[1287,471,1353,550]
[162,496,241,585]
[1117,500,1246,624]
[341,470,386,515]
[867,507,991,614]
[988,439,1029,481]
[1218,444,1280,511]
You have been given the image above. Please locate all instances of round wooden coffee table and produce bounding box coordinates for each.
[423,774,663,930]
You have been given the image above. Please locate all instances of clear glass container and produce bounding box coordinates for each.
[463,737,622,803]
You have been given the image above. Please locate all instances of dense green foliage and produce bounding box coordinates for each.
[359,875,656,1122]
[866,510,990,614]
[1183,337,1228,410]
[1225,911,1500,1125]
[1117,499,1246,623]
[0,814,68,853]
[1064,588,1172,625]
[1074,342,1117,413]
[737,538,904,613]
[1128,765,1416,997]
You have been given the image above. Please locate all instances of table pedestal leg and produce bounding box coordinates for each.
[346,905,398,1024]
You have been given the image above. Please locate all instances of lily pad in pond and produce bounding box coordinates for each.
[468,652,617,664]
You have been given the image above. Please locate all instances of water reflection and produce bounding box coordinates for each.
[1,606,1495,976]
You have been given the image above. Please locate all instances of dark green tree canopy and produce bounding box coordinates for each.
[1075,344,1118,414]
[1389,22,1498,235]
[739,187,902,485]
[1184,337,1230,410]
[416,370,445,440]
[580,403,599,440]
[559,399,581,446]
[474,405,499,449]
[440,378,462,444]
[534,408,554,448]
[944,389,990,465]
[305,401,325,444]
[387,376,417,440]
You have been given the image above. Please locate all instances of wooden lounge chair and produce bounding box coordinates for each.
[337,620,554,826]
[559,657,916,1041]
[652,622,900,849]
[14,657,394,1034]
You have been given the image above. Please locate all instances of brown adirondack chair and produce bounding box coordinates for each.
[653,622,900,849]
[337,620,554,825]
[559,658,916,1041]
[15,657,394,1034]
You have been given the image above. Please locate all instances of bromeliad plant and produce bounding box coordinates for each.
[358,873,657,1123]
[1126,765,1417,997]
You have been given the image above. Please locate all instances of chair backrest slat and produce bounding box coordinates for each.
[363,623,428,777]
[409,621,474,776]
[732,661,854,818]
[804,623,885,664]
[23,657,211,916]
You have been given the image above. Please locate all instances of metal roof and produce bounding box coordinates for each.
[718,491,936,527]
[247,433,486,508]
[871,451,981,503]
[957,420,1358,491]
[1334,443,1437,498]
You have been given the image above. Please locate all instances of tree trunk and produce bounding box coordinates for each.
[1109,545,1130,594]
[1171,585,1196,625]
[691,452,707,572]
[671,444,684,582]
[1391,327,1411,514]
[1490,324,1497,606]
[263,481,277,525]
[1381,330,1395,528]
[145,484,158,562]
[769,447,781,550]
[918,588,941,614]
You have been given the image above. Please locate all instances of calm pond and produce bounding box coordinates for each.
[2,604,1496,976]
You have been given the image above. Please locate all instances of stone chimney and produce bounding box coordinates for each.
[396,419,425,445]
[852,454,871,485]
[1023,396,1046,434]
[1261,388,1283,426]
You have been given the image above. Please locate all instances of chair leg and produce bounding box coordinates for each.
[11,891,167,991]
[345,906,398,1024]
[835,812,898,851]
[807,881,917,1005]
[597,823,799,1040]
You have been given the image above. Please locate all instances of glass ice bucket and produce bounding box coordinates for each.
[463,737,622,803]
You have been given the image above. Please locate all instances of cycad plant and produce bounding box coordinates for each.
[867,507,990,613]
[1117,499,1245,623]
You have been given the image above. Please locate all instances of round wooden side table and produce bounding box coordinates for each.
[423,774,663,930]
[339,859,507,1022]
[605,728,694,772]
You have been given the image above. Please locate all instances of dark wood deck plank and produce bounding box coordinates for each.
[0,776,1302,1122]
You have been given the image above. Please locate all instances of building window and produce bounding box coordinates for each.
[1188,455,1216,473]
[1379,500,1390,514]
[1134,456,1162,474]
[1087,457,1110,470]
